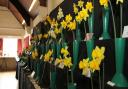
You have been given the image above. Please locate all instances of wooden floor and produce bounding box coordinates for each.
[0,71,18,89]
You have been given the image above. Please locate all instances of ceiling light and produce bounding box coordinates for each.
[29,0,37,12]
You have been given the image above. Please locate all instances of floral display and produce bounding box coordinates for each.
[57,7,64,20]
[79,46,105,76]
[44,50,53,62]
[55,46,72,69]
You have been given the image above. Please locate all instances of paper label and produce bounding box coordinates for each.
[122,26,128,38]
[58,63,64,69]
[30,71,35,78]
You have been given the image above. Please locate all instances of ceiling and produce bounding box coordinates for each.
[0,0,47,36]
[0,0,47,26]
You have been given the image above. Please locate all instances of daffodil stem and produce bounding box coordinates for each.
[120,4,123,37]
[108,0,116,38]
[71,70,74,84]
[99,70,102,89]
[84,21,87,37]
[90,73,94,89]
[72,31,75,41]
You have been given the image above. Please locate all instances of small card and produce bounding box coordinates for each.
[40,55,43,60]
[58,63,64,69]
[84,33,93,41]
[122,26,128,38]
[30,71,35,78]
[107,81,115,87]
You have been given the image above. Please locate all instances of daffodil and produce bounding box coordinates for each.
[86,2,94,13]
[55,58,63,65]
[38,34,42,40]
[76,15,82,23]
[79,58,90,76]
[73,3,78,14]
[43,34,48,38]
[65,14,72,23]
[44,50,53,62]
[92,46,105,64]
[46,16,52,24]
[61,20,67,29]
[89,59,100,72]
[51,18,56,26]
[35,49,38,57]
[116,0,123,4]
[54,28,61,34]
[78,0,84,8]
[57,7,64,20]
[99,0,108,8]
[63,57,72,68]
[67,20,76,31]
[32,48,38,59]
[79,8,89,21]
[61,47,69,57]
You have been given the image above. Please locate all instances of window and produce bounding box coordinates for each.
[3,38,18,57]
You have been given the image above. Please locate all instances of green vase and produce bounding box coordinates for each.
[50,42,56,89]
[102,7,111,39]
[112,38,128,87]
[56,42,61,58]
[86,39,94,60]
[72,40,79,71]
[76,23,81,42]
[88,9,94,33]
[68,83,76,89]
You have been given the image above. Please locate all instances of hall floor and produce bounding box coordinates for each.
[0,71,18,89]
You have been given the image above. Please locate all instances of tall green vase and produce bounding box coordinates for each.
[67,40,79,89]
[112,38,128,87]
[88,9,94,34]
[86,39,94,60]
[50,42,56,89]
[72,40,79,71]
[102,7,111,39]
[76,23,81,42]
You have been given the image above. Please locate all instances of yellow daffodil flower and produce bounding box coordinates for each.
[38,34,42,40]
[65,14,72,23]
[79,8,89,21]
[35,49,38,57]
[68,20,76,31]
[79,58,89,69]
[32,49,38,59]
[61,47,69,57]
[86,2,94,13]
[61,20,67,29]
[78,0,84,8]
[55,58,63,65]
[51,18,56,26]
[43,34,48,38]
[76,15,82,23]
[99,0,108,8]
[116,0,123,4]
[57,7,64,20]
[73,3,78,14]
[44,50,53,62]
[92,46,105,64]
[32,51,36,59]
[63,57,72,69]
[46,16,52,24]
[89,59,100,72]
[54,28,61,35]
[79,58,90,76]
